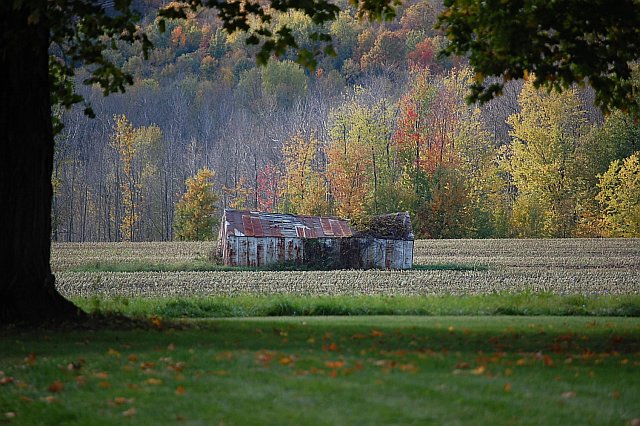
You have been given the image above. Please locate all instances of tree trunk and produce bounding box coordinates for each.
[0,4,82,323]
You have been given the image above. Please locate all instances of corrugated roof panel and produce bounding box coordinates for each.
[329,219,342,236]
[270,224,285,238]
[241,215,253,236]
[301,218,317,238]
[300,217,318,238]
[320,218,333,236]
[313,220,324,237]
[339,221,353,237]
[251,217,263,237]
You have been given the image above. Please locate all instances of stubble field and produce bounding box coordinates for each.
[52,239,640,298]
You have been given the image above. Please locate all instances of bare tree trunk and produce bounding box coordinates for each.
[0,4,81,322]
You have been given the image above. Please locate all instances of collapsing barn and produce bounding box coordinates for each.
[217,209,413,269]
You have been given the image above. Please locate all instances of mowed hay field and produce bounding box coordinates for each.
[51,239,640,298]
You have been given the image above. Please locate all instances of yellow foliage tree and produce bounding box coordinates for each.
[506,80,588,237]
[280,133,330,215]
[110,115,162,241]
[596,152,640,237]
[111,115,139,241]
[174,167,219,240]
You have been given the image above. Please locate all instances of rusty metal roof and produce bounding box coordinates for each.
[221,209,353,238]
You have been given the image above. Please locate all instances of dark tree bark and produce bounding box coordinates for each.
[0,4,82,323]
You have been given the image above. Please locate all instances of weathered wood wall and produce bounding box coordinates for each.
[222,236,304,267]
[355,238,413,270]
[221,235,413,269]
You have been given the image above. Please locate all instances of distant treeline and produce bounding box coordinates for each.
[52,0,640,241]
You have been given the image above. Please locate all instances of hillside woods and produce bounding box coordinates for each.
[52,0,640,242]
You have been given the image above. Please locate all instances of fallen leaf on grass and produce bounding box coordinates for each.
[67,362,82,371]
[0,376,15,385]
[150,316,163,329]
[582,350,595,360]
[561,391,576,399]
[503,383,512,392]
[534,352,554,367]
[399,364,418,373]
[325,361,345,369]
[167,362,185,372]
[94,372,109,379]
[272,328,288,337]
[455,362,470,369]
[322,343,338,352]
[48,380,64,393]
[99,381,111,389]
[24,353,37,366]
[167,343,176,352]
[108,348,121,357]
[279,356,294,366]
[256,351,274,365]
[122,408,137,417]
[75,376,86,386]
[19,395,33,403]
[630,418,640,426]
[5,412,16,419]
[471,366,486,375]
[371,330,384,338]
[40,396,57,404]
[146,378,162,385]
[175,386,186,395]
[374,360,396,368]
[128,354,138,362]
[113,397,131,405]
[612,391,621,399]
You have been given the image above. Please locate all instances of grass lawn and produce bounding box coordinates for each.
[72,294,640,318]
[1,316,639,425]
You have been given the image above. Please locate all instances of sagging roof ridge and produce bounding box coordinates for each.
[221,209,353,239]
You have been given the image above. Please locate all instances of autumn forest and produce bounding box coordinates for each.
[52,0,640,242]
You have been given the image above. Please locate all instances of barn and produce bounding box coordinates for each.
[217,209,413,269]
